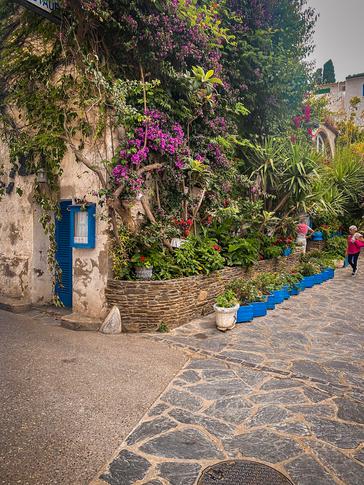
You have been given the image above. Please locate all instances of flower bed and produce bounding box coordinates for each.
[105,253,300,332]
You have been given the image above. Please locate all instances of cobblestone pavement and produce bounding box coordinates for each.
[94,268,364,485]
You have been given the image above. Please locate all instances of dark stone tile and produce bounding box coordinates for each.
[284,454,334,485]
[292,360,332,382]
[179,370,201,383]
[126,417,177,446]
[303,386,331,403]
[100,450,150,485]
[271,421,311,436]
[157,462,201,485]
[246,405,290,427]
[161,388,202,412]
[219,350,264,365]
[260,379,301,391]
[188,379,249,400]
[308,417,364,448]
[250,389,307,405]
[169,408,233,438]
[236,368,270,387]
[354,448,364,464]
[308,440,364,485]
[148,403,169,417]
[226,429,301,463]
[201,369,237,381]
[286,404,335,418]
[206,396,253,425]
[140,428,223,460]
[324,359,362,373]
[335,397,364,424]
[187,359,226,369]
[144,481,163,485]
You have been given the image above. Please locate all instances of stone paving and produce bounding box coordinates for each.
[94,268,364,485]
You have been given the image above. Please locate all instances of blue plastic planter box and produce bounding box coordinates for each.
[312,274,322,285]
[282,285,290,299]
[324,268,334,279]
[237,305,254,323]
[282,247,292,257]
[273,289,285,304]
[298,280,306,291]
[290,287,299,296]
[312,231,323,241]
[320,271,329,282]
[251,301,268,317]
[266,294,276,310]
[303,276,315,288]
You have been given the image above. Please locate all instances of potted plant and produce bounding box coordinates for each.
[253,272,277,310]
[297,261,320,288]
[284,272,303,296]
[131,254,153,280]
[227,279,255,322]
[214,290,239,332]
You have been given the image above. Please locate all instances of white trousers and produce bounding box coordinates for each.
[296,235,307,253]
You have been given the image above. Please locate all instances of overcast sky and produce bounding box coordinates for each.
[307,0,364,81]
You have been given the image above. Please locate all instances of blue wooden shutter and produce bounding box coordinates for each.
[55,200,73,307]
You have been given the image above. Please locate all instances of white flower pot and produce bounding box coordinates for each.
[214,304,239,332]
[135,266,153,280]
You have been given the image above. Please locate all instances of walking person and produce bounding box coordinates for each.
[296,216,314,254]
[346,225,364,276]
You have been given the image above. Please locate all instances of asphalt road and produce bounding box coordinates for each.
[0,309,186,485]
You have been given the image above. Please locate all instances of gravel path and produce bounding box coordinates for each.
[0,310,186,485]
[95,268,364,485]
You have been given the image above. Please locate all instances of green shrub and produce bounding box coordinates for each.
[227,279,265,304]
[215,290,239,308]
[263,245,282,259]
[224,238,260,267]
[297,261,320,276]
[325,236,347,258]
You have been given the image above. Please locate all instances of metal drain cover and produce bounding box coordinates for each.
[198,460,293,485]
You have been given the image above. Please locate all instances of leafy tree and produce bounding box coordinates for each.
[322,59,336,83]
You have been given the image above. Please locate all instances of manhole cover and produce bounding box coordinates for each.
[198,460,293,485]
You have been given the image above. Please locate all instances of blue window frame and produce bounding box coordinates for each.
[69,203,96,249]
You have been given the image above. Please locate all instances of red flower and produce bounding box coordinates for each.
[213,244,221,252]
[139,255,146,262]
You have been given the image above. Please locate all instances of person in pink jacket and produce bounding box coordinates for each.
[296,216,314,254]
[346,225,364,276]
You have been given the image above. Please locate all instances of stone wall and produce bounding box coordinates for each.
[106,253,300,333]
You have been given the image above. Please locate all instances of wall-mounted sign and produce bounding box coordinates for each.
[16,0,61,24]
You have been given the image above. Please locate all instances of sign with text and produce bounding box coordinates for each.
[16,0,61,23]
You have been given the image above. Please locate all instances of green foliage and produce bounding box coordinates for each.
[325,236,347,258]
[215,289,239,308]
[297,261,320,276]
[227,279,264,305]
[157,322,169,333]
[224,238,259,267]
[252,272,279,294]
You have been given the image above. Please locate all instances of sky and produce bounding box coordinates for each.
[307,0,364,81]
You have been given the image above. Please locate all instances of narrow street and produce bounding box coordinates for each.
[95,268,364,485]
[0,310,186,485]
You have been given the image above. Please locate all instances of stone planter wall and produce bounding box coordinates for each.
[106,253,300,333]
[307,240,326,252]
